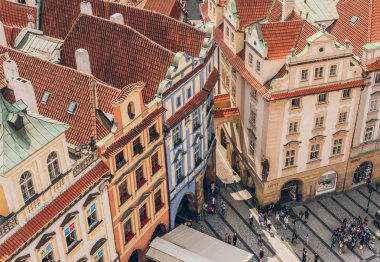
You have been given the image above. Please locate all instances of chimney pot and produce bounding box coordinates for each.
[75,48,92,75]
[80,1,93,15]
[110,13,124,25]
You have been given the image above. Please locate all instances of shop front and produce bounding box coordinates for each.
[316,171,338,195]
[353,162,373,185]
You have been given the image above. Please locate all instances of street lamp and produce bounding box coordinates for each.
[366,179,374,213]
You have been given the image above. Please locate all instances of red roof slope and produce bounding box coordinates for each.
[363,58,380,72]
[214,107,240,118]
[234,0,272,30]
[144,0,183,19]
[328,0,380,57]
[0,0,36,27]
[61,14,175,103]
[0,162,109,261]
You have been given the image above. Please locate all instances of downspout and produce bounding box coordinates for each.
[217,45,221,94]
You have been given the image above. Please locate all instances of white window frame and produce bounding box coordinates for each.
[20,171,36,203]
[338,112,347,124]
[364,126,374,142]
[310,144,320,161]
[248,53,253,66]
[86,202,98,229]
[301,69,308,81]
[369,99,379,112]
[285,150,296,167]
[329,65,337,77]
[175,161,183,181]
[255,60,261,73]
[47,151,60,181]
[332,139,343,156]
[288,122,298,134]
[315,116,324,128]
[314,67,324,79]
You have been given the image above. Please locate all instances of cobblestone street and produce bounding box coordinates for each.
[191,142,380,261]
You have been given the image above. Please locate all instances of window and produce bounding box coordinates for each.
[248,53,253,65]
[175,161,183,183]
[115,151,126,170]
[350,16,359,25]
[310,144,320,160]
[149,124,159,142]
[173,126,181,146]
[364,126,374,142]
[41,243,55,262]
[64,223,78,249]
[139,204,149,228]
[332,139,343,155]
[176,96,181,108]
[136,166,146,189]
[249,139,255,157]
[193,110,200,131]
[342,89,351,99]
[93,248,104,262]
[330,65,337,77]
[301,69,308,81]
[20,171,35,203]
[128,102,135,120]
[314,67,324,79]
[285,150,296,167]
[338,112,347,124]
[119,180,130,204]
[151,152,160,174]
[41,91,50,104]
[154,190,163,212]
[315,116,324,128]
[133,138,143,155]
[375,73,380,84]
[86,203,98,229]
[288,122,298,134]
[318,93,327,104]
[250,110,256,125]
[124,219,134,243]
[231,84,236,98]
[226,26,229,37]
[67,101,78,114]
[187,88,192,99]
[256,60,261,73]
[47,151,60,181]
[369,99,379,112]
[194,145,201,167]
[231,33,235,43]
[291,98,300,108]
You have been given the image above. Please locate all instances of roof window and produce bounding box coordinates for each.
[68,101,78,114]
[350,16,359,25]
[41,91,50,104]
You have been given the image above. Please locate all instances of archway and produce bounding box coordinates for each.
[280,180,302,203]
[150,224,167,242]
[353,162,373,184]
[128,249,144,262]
[175,193,196,227]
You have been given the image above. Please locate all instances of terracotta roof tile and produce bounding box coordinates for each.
[143,0,183,19]
[234,0,273,30]
[214,93,230,104]
[3,25,21,47]
[111,82,145,106]
[203,69,219,92]
[96,83,121,114]
[0,0,37,28]
[0,161,109,261]
[214,107,239,118]
[200,1,210,23]
[267,0,282,22]
[166,90,208,128]
[362,57,380,72]
[61,14,175,104]
[295,20,319,54]
[0,54,6,87]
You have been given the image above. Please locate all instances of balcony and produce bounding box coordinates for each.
[133,142,144,156]
[73,151,98,177]
[149,131,160,143]
[0,214,18,240]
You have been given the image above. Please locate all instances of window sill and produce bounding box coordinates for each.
[282,165,297,171]
[300,79,309,82]
[329,154,343,159]
[341,97,351,101]
[88,220,102,234]
[307,159,321,164]
[66,239,82,255]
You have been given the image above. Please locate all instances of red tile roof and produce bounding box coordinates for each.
[111,82,145,106]
[362,57,380,72]
[0,161,109,261]
[203,69,219,92]
[200,1,210,23]
[143,0,183,19]
[214,107,239,118]
[61,14,176,104]
[214,93,230,104]
[328,0,380,57]
[166,90,209,128]
[3,25,22,47]
[234,0,272,30]
[0,47,119,146]
[41,0,205,57]
[0,0,37,28]
[0,54,6,87]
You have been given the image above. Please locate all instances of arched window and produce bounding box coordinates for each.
[20,171,36,202]
[47,152,60,180]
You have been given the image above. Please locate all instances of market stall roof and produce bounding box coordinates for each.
[147,225,254,262]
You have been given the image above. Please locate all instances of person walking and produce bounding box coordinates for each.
[233,232,238,246]
[263,213,268,226]
[302,248,307,262]
[227,233,232,244]
[306,233,309,244]
[284,215,289,230]
[258,234,263,248]
[212,196,216,205]
[314,253,319,262]
[221,202,226,217]
[224,233,228,243]
[259,250,264,262]
[267,218,272,232]
[304,209,309,224]
[275,212,280,224]
[249,213,254,226]
[258,213,264,226]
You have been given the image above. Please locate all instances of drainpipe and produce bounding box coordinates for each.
[217,46,221,94]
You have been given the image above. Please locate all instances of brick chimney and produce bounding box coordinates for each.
[282,0,295,21]
[0,21,7,47]
[80,1,93,15]
[75,48,92,75]
[110,13,124,25]
[3,60,20,85]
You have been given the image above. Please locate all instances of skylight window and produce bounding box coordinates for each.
[68,101,78,114]
[41,91,50,104]
[350,16,359,25]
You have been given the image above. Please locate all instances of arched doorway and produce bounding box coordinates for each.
[175,193,196,227]
[129,249,144,262]
[221,128,227,148]
[353,162,373,185]
[150,224,167,242]
[280,180,302,203]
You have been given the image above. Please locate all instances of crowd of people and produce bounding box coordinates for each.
[331,216,375,254]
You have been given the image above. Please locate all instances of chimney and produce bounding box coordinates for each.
[0,21,7,47]
[27,14,35,29]
[80,1,93,15]
[282,0,295,21]
[75,48,92,75]
[110,13,124,25]
[3,60,20,85]
[12,77,39,114]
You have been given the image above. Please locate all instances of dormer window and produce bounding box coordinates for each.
[350,16,359,25]
[41,91,51,104]
[68,101,78,114]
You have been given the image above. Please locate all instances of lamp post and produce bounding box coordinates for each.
[366,179,374,214]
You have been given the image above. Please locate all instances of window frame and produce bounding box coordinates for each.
[86,202,98,230]
[288,122,299,134]
[329,64,337,77]
[285,149,296,167]
[291,98,301,109]
[315,116,325,129]
[115,150,126,170]
[301,69,309,81]
[154,190,164,212]
[47,152,60,181]
[375,73,380,84]
[255,60,261,73]
[342,89,351,99]
[364,126,374,142]
[332,138,343,156]
[314,67,324,79]
[64,222,78,250]
[318,93,327,104]
[118,180,130,205]
[338,112,348,124]
[369,99,379,112]
[20,171,36,203]
[310,144,320,161]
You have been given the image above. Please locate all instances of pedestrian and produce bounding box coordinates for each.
[267,219,272,232]
[339,240,344,254]
[259,250,264,262]
[314,253,319,262]
[258,234,263,248]
[258,213,264,226]
[221,202,226,217]
[212,196,216,205]
[249,213,254,226]
[302,248,307,262]
[225,233,228,243]
[264,213,268,226]
[275,212,280,224]
[304,208,309,223]
[227,233,232,244]
[291,230,297,244]
[233,232,238,246]
[331,234,336,248]
[284,215,289,230]
[299,211,304,222]
[211,182,215,194]
[306,233,309,244]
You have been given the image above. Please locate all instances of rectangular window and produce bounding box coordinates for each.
[310,144,320,160]
[194,145,201,167]
[226,26,229,37]
[136,166,146,189]
[175,161,183,184]
[231,33,235,42]
[176,96,181,108]
[154,190,163,212]
[330,65,337,77]
[250,110,256,125]
[115,151,126,170]
[248,53,253,65]
[64,223,77,249]
[332,139,343,155]
[139,204,149,228]
[149,124,159,142]
[87,203,98,229]
[314,67,324,79]
[342,89,351,99]
[338,112,347,124]
[256,60,261,73]
[193,110,200,131]
[41,243,55,262]
[187,88,192,99]
[93,249,104,262]
[288,122,298,134]
[375,73,380,84]
[133,138,143,155]
[364,126,374,142]
[291,98,300,108]
[119,180,130,205]
[173,126,181,146]
[369,99,379,112]
[301,69,308,81]
[285,150,296,167]
[151,152,160,174]
[315,116,324,128]
[249,139,255,157]
[231,84,237,98]
[124,219,134,243]
[318,93,327,104]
